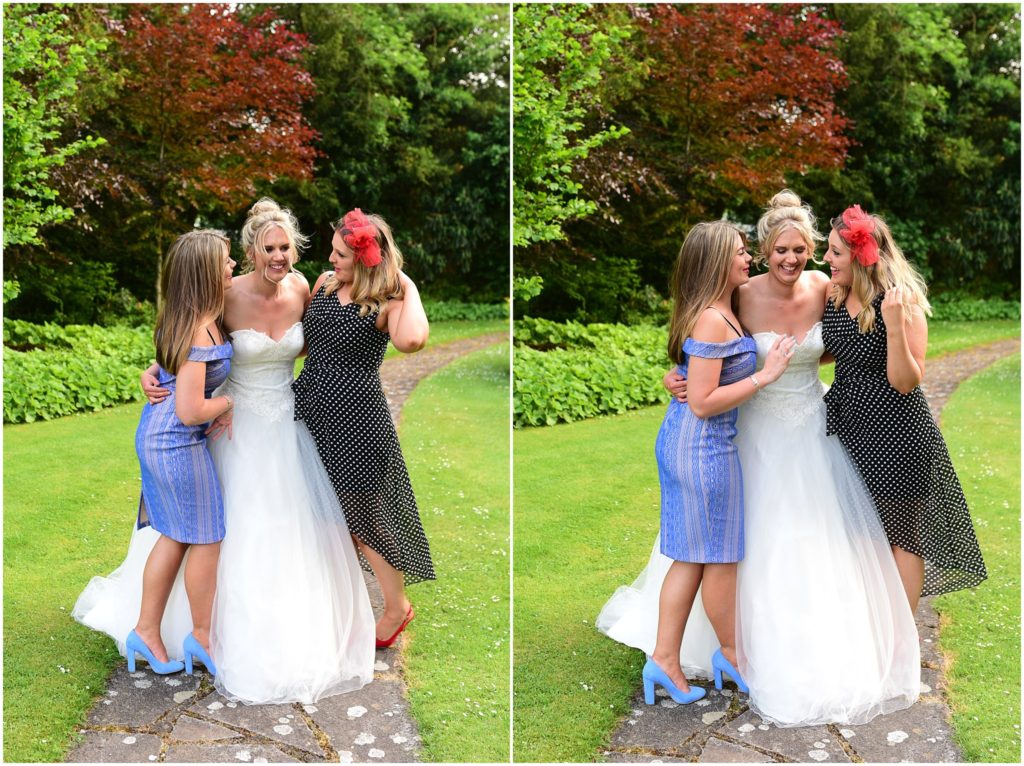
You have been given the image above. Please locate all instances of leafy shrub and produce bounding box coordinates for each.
[3,321,153,423]
[929,293,1020,322]
[422,300,508,321]
[514,319,671,427]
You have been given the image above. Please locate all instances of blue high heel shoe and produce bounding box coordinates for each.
[642,658,706,705]
[183,633,217,676]
[711,648,749,693]
[125,630,184,674]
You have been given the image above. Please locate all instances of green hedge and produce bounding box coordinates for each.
[422,300,508,321]
[514,318,670,427]
[3,321,153,423]
[930,294,1020,322]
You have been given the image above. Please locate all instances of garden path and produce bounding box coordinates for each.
[601,337,1019,764]
[66,332,507,764]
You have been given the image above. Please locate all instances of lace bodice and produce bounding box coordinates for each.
[745,322,827,423]
[215,322,303,422]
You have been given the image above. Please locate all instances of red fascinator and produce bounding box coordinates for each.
[838,205,879,267]
[341,208,382,268]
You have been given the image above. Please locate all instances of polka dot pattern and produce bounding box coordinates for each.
[821,294,987,597]
[292,284,435,585]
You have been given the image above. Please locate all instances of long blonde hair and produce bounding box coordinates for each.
[239,197,308,278]
[155,230,230,374]
[325,211,405,316]
[755,189,822,268]
[830,212,932,333]
[667,221,746,365]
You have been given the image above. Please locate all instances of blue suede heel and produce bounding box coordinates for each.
[641,658,706,705]
[711,648,749,693]
[125,630,184,674]
[183,633,217,676]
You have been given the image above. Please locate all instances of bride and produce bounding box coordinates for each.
[74,199,375,704]
[597,191,920,727]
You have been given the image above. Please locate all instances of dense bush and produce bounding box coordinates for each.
[929,294,1020,322]
[422,300,508,322]
[3,321,152,423]
[514,318,670,427]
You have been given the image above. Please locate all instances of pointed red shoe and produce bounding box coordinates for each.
[376,606,415,649]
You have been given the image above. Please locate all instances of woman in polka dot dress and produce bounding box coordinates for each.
[821,204,987,610]
[293,209,434,648]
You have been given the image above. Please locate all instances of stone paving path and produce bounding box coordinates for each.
[601,338,1020,764]
[67,332,508,764]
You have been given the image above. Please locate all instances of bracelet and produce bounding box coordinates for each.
[223,394,234,410]
[750,375,760,389]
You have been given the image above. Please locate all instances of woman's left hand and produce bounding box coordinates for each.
[206,410,233,441]
[881,286,905,327]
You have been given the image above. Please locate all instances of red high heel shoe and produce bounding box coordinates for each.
[376,606,414,649]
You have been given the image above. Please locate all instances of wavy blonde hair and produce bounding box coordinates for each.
[325,211,404,316]
[239,197,308,278]
[667,220,747,365]
[155,229,230,374]
[830,212,932,333]
[755,189,823,268]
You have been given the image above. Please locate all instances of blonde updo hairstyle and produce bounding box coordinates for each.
[155,229,231,374]
[239,197,308,279]
[667,220,747,365]
[830,211,932,334]
[754,189,822,269]
[324,211,405,317]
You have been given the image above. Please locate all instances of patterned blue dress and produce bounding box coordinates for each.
[656,335,757,563]
[134,342,232,544]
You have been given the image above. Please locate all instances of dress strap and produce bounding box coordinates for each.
[708,307,742,339]
[206,327,217,345]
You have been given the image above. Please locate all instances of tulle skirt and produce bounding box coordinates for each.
[597,397,920,726]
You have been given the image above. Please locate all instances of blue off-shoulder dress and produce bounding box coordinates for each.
[655,335,757,563]
[134,342,232,544]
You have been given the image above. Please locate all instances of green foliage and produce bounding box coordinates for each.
[930,293,1020,322]
[512,4,632,246]
[2,3,108,248]
[3,322,152,423]
[4,280,22,304]
[421,300,508,322]
[512,275,544,307]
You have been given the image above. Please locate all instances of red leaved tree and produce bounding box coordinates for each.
[106,4,318,305]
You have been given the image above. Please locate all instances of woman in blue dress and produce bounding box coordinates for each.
[646,220,794,704]
[78,230,236,674]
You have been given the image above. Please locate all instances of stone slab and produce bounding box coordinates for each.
[313,681,420,762]
[186,696,322,756]
[85,667,202,728]
[720,710,850,763]
[601,752,691,763]
[838,697,961,762]
[698,736,774,763]
[169,713,241,742]
[66,730,162,763]
[164,742,298,763]
[609,687,736,755]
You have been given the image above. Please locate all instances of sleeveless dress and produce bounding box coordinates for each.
[655,330,756,563]
[598,324,921,727]
[821,295,987,596]
[292,285,435,585]
[73,324,376,703]
[134,342,232,544]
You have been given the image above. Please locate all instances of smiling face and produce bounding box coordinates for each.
[824,229,854,286]
[222,244,236,289]
[328,231,356,283]
[766,226,810,286]
[252,225,293,283]
[727,233,752,288]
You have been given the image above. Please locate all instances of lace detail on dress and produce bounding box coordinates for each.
[745,323,826,425]
[214,324,303,424]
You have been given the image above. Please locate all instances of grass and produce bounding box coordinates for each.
[401,343,510,762]
[512,334,1020,762]
[3,324,508,763]
[934,354,1021,763]
[385,318,508,360]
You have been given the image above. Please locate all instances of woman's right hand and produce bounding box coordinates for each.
[141,369,170,405]
[759,335,797,384]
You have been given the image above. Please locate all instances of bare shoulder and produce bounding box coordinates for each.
[191,322,216,348]
[690,308,730,343]
[310,271,332,296]
[285,270,311,297]
[805,269,830,289]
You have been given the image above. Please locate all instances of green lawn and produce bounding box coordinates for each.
[935,354,1021,763]
[3,330,509,763]
[513,334,1020,762]
[401,343,510,762]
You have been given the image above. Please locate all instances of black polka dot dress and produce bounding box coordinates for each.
[821,294,987,597]
[292,284,435,585]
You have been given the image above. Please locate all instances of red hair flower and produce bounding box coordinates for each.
[342,208,382,268]
[838,205,879,266]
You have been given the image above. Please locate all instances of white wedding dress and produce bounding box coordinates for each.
[596,323,920,726]
[73,322,375,704]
